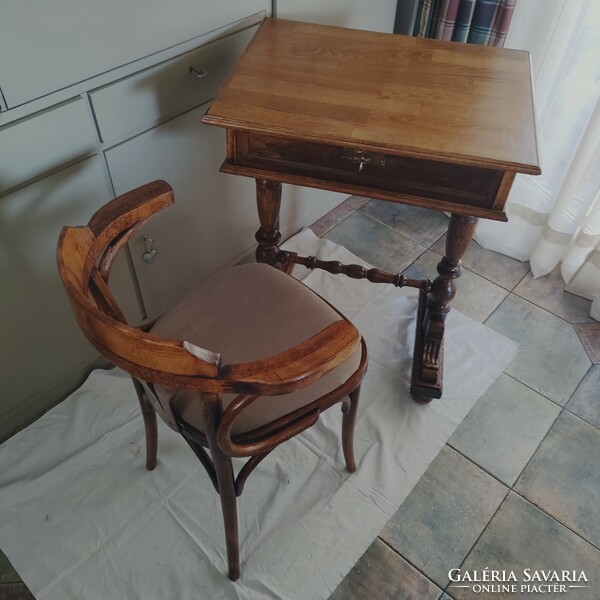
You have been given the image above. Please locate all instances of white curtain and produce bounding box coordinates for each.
[473,0,600,320]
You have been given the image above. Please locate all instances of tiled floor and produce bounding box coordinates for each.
[1,197,598,599]
[321,198,599,600]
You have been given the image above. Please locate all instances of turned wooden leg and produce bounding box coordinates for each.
[255,179,294,273]
[341,385,361,473]
[131,377,158,470]
[255,179,282,266]
[411,214,478,402]
[203,394,240,581]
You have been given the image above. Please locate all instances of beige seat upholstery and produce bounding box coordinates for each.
[152,263,362,435]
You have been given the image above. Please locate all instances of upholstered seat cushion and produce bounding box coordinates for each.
[150,262,362,435]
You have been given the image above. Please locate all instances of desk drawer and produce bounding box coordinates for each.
[233,132,507,214]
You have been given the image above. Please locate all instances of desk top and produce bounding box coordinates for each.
[203,18,540,175]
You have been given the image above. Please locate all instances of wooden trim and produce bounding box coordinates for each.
[491,171,517,211]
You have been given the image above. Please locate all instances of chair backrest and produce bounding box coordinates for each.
[57,180,360,397]
[57,181,222,393]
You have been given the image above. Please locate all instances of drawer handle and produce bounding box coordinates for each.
[189,66,208,79]
[142,235,157,263]
[341,149,387,173]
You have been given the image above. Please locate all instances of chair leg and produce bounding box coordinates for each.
[132,379,158,471]
[341,385,361,473]
[202,392,240,581]
[211,446,240,581]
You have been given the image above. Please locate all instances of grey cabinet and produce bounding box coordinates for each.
[0,9,270,442]
[0,5,346,442]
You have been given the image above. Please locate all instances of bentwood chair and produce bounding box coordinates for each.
[56,180,367,580]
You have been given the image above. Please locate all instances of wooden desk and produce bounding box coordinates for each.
[202,18,540,402]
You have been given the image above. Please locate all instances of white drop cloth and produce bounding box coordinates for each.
[0,230,518,599]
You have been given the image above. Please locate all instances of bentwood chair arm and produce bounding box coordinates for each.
[219,320,360,394]
[213,320,360,456]
[218,395,320,457]
[216,337,368,457]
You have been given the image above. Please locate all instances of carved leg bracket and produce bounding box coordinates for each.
[411,288,444,402]
[411,214,478,402]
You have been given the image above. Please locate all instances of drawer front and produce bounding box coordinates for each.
[0,99,97,195]
[233,133,506,213]
[90,25,258,144]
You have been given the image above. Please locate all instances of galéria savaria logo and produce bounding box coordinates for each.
[447,568,590,594]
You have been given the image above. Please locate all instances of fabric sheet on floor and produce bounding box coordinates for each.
[0,230,518,600]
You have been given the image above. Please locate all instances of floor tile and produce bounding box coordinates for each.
[485,295,591,405]
[325,211,426,273]
[344,195,370,210]
[329,539,442,600]
[309,201,356,237]
[574,323,600,364]
[514,266,594,323]
[380,446,507,588]
[449,374,560,486]
[0,584,35,600]
[404,251,508,322]
[515,411,600,548]
[431,235,529,291]
[567,365,600,428]
[452,493,600,600]
[360,200,448,247]
[0,552,19,585]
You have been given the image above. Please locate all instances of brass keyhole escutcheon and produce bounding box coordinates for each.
[341,148,387,173]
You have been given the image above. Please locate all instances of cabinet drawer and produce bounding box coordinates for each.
[0,99,97,195]
[90,25,258,144]
[232,132,506,213]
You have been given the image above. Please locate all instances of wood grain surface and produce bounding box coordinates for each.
[203,18,540,174]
